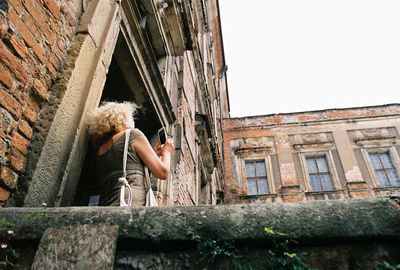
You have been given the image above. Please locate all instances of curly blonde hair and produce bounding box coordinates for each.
[87,101,138,146]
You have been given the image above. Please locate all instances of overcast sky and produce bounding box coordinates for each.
[219,0,400,117]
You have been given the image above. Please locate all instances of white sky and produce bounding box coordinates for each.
[219,0,400,117]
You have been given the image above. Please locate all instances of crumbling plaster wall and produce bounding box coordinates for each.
[223,105,400,203]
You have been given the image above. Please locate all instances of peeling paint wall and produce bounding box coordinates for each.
[223,104,400,203]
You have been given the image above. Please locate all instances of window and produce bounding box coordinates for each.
[245,161,269,195]
[368,152,400,187]
[305,156,334,191]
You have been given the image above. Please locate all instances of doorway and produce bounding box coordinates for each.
[73,33,162,206]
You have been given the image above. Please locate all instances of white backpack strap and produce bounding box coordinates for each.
[122,129,129,178]
[119,129,132,206]
[144,166,151,191]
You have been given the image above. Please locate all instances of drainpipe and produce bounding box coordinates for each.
[218,65,228,200]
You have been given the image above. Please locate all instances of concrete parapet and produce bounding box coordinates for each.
[1,197,399,268]
[1,197,399,242]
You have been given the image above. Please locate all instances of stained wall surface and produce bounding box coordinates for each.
[223,104,400,203]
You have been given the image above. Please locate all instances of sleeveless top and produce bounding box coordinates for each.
[95,128,146,180]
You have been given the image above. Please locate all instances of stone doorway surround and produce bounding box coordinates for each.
[16,0,175,207]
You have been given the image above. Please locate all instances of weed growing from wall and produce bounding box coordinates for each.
[375,261,400,270]
[0,221,19,268]
[195,238,253,270]
[264,227,314,270]
[195,227,315,270]
[0,203,49,268]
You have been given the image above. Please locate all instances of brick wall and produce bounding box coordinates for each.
[0,0,81,205]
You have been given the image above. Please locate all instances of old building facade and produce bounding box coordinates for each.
[223,104,400,204]
[0,0,229,207]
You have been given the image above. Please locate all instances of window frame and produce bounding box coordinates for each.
[298,150,341,193]
[361,146,400,188]
[244,160,269,195]
[241,156,276,196]
[305,156,335,192]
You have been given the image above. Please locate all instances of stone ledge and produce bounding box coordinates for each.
[1,197,399,244]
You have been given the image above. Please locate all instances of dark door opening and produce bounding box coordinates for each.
[73,33,161,206]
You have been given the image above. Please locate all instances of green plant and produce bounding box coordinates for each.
[375,261,400,270]
[1,203,49,268]
[195,238,253,270]
[0,221,19,268]
[264,227,315,270]
[196,238,240,264]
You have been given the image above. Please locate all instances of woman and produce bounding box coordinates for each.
[87,101,174,206]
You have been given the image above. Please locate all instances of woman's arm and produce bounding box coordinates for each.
[132,137,174,180]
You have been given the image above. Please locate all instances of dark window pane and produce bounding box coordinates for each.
[380,153,393,169]
[247,180,257,195]
[369,153,382,169]
[256,161,267,177]
[310,175,321,191]
[376,171,389,187]
[387,170,400,187]
[258,178,269,194]
[245,162,255,177]
[306,158,317,173]
[316,157,329,173]
[320,174,333,191]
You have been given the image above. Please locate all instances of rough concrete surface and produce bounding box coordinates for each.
[1,198,400,269]
[31,223,118,270]
[1,197,399,243]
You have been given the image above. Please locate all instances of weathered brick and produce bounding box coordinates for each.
[0,109,14,134]
[65,28,73,39]
[9,121,17,132]
[0,186,10,202]
[9,9,34,47]
[4,32,29,59]
[53,44,63,62]
[0,88,22,118]
[0,166,17,189]
[0,138,7,161]
[23,95,40,124]
[23,106,38,124]
[43,0,61,20]
[7,0,24,14]
[24,54,40,78]
[46,62,57,79]
[56,38,64,52]
[0,65,13,89]
[10,131,28,155]
[60,5,67,14]
[349,190,372,199]
[21,11,42,42]
[9,9,47,64]
[32,79,48,100]
[65,11,76,26]
[12,86,28,104]
[0,40,29,85]
[49,53,60,70]
[18,119,32,138]
[49,19,61,35]
[22,0,55,44]
[0,15,8,38]
[7,148,26,172]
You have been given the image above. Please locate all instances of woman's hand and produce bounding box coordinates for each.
[161,139,174,155]
[153,140,162,156]
[133,137,174,180]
